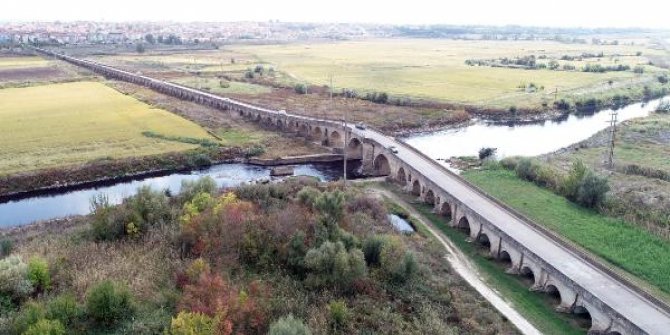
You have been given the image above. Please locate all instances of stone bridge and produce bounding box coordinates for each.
[36,47,670,335]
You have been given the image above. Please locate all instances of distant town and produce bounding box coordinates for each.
[1,21,666,46]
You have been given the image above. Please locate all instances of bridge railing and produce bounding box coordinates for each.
[393,137,670,315]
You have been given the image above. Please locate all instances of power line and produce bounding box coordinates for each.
[606,110,618,168]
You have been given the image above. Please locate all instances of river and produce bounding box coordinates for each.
[1,97,666,228]
[0,162,361,228]
[405,97,667,161]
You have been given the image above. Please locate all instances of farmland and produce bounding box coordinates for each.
[0,81,216,175]
[0,55,89,88]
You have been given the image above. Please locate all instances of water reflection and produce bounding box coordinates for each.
[0,162,360,228]
[406,97,667,160]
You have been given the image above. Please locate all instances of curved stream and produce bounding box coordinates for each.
[405,97,667,161]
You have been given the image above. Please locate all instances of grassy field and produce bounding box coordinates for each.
[230,39,667,109]
[462,168,670,296]
[0,81,216,175]
[0,56,51,69]
[172,76,272,95]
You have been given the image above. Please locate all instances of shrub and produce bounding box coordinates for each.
[127,185,172,228]
[514,158,538,181]
[0,239,13,257]
[26,257,50,292]
[362,235,386,266]
[346,196,387,222]
[12,301,45,335]
[166,311,214,335]
[499,156,520,170]
[294,84,307,94]
[314,190,346,227]
[560,160,587,201]
[296,186,321,208]
[0,255,33,300]
[180,177,217,204]
[245,70,254,79]
[85,280,134,327]
[576,170,609,208]
[268,314,312,335]
[46,294,81,328]
[478,147,497,160]
[304,241,366,289]
[328,300,349,331]
[22,319,65,335]
[287,231,308,274]
[245,145,265,158]
[380,236,418,283]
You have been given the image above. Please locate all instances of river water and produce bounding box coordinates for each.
[405,97,667,161]
[0,162,361,228]
[1,98,666,228]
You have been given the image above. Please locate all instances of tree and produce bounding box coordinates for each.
[135,43,146,53]
[576,170,609,208]
[560,160,587,201]
[144,34,156,44]
[294,83,307,94]
[23,319,65,335]
[268,314,312,335]
[478,147,497,160]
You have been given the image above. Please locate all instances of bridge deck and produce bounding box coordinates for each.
[357,127,670,334]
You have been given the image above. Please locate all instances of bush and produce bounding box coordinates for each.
[499,156,520,170]
[287,231,308,274]
[0,239,13,257]
[268,314,312,335]
[314,190,346,227]
[294,84,307,94]
[576,170,609,208]
[12,301,45,335]
[296,186,321,208]
[245,145,265,158]
[328,300,349,331]
[85,280,134,327]
[362,235,386,266]
[46,294,81,328]
[166,311,213,335]
[514,158,538,181]
[26,257,50,292]
[180,177,217,204]
[0,255,33,300]
[127,185,172,228]
[560,160,587,201]
[380,236,418,283]
[478,147,497,160]
[22,319,65,335]
[304,241,366,289]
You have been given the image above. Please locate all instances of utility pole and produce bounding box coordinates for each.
[606,111,618,168]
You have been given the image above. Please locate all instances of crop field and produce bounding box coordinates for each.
[230,39,667,109]
[171,76,272,95]
[0,81,216,175]
[0,56,51,69]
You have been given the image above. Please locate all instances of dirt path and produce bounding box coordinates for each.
[367,186,542,335]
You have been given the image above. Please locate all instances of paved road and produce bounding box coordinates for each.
[371,187,542,335]
[354,127,670,334]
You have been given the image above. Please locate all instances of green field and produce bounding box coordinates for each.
[462,168,670,296]
[0,81,216,175]
[230,39,666,109]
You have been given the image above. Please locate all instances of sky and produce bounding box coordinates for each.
[2,0,669,29]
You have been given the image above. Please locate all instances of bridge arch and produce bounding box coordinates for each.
[396,167,408,185]
[520,265,537,287]
[545,284,563,307]
[299,123,309,136]
[276,119,284,129]
[572,305,594,332]
[373,154,391,176]
[456,216,471,236]
[476,232,492,251]
[424,189,436,205]
[329,130,343,147]
[411,179,421,196]
[347,137,363,159]
[312,126,323,141]
[439,202,451,217]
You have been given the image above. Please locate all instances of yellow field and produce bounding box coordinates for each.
[230,39,665,108]
[0,81,215,175]
[0,56,51,69]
